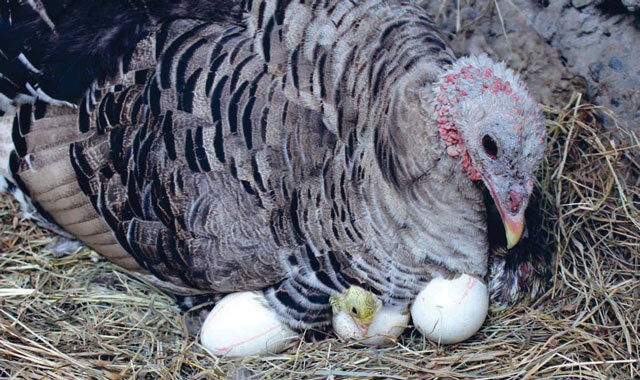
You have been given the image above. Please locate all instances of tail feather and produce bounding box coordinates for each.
[0,0,241,109]
[0,0,243,296]
[0,0,47,112]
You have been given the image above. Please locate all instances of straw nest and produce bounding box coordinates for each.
[1,93,639,379]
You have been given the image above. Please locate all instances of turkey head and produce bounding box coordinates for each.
[433,55,547,248]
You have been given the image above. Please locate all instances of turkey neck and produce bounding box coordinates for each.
[345,78,489,288]
[365,65,489,280]
[361,95,489,278]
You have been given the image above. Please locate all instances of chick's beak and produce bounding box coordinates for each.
[353,317,371,336]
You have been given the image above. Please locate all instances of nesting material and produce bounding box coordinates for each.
[411,274,489,344]
[200,291,298,357]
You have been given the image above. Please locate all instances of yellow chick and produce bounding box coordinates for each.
[329,286,381,337]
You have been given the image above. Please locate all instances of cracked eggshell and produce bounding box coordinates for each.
[333,307,409,346]
[200,291,299,357]
[362,307,410,346]
[332,309,363,341]
[411,273,488,344]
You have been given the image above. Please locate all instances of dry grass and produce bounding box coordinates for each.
[1,94,639,379]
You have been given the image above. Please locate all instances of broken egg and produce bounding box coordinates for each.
[411,273,488,344]
[333,306,409,346]
[200,291,299,357]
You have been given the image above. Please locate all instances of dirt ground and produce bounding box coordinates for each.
[423,0,640,133]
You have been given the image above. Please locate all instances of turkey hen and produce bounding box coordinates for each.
[0,0,548,330]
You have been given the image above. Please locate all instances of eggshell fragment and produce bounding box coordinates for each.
[362,307,410,346]
[411,273,488,344]
[200,291,299,357]
[332,308,363,341]
[333,307,409,346]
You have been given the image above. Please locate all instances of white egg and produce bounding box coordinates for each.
[200,291,299,357]
[411,273,488,344]
[333,307,409,346]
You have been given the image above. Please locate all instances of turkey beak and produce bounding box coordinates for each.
[485,179,531,249]
[503,207,526,249]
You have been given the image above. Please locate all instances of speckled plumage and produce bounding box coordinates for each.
[0,0,548,330]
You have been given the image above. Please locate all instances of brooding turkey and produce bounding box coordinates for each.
[0,0,550,331]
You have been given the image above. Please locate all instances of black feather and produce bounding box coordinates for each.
[0,0,242,104]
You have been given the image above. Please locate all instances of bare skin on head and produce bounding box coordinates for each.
[432,55,547,248]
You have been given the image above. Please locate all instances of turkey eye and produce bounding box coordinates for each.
[351,307,358,314]
[482,135,498,159]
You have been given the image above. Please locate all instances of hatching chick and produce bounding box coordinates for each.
[330,286,380,335]
[330,286,408,346]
